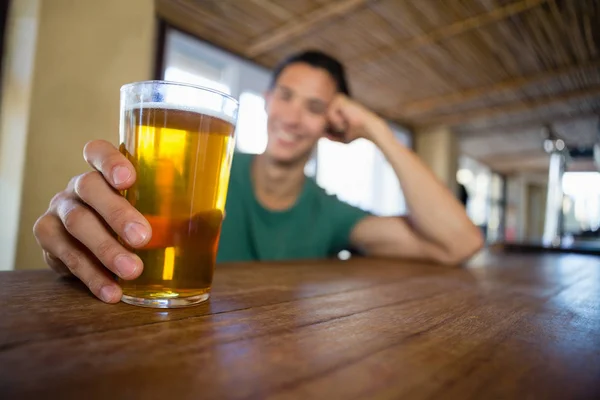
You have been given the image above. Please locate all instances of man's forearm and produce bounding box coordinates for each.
[367,119,482,259]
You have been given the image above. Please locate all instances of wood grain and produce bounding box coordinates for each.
[246,0,371,57]
[1,251,600,399]
[414,84,600,126]
[400,59,600,117]
[351,0,549,64]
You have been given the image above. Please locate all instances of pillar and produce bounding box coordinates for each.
[542,148,566,247]
[0,0,156,270]
[414,125,459,194]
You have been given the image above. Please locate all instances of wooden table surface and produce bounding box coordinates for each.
[1,251,599,399]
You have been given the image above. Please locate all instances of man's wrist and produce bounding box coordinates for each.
[365,115,395,146]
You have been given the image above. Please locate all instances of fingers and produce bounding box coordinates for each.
[33,213,122,303]
[326,97,349,142]
[326,114,347,144]
[70,171,151,248]
[83,140,136,190]
[327,107,346,132]
[52,194,143,280]
[43,250,71,276]
[33,140,147,304]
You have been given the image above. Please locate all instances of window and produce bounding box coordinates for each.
[235,92,267,154]
[317,138,377,210]
[163,31,231,95]
[487,173,505,242]
[163,28,272,154]
[562,172,600,235]
[162,30,233,113]
[457,156,505,242]
[164,67,230,94]
[316,124,410,216]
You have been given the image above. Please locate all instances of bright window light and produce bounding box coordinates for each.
[235,92,268,154]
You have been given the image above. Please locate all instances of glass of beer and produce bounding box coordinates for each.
[118,81,238,308]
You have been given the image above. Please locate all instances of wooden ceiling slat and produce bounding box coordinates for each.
[174,0,258,38]
[358,4,439,102]
[479,149,550,164]
[365,0,425,41]
[245,0,372,58]
[266,0,323,16]
[349,0,549,65]
[416,85,600,126]
[509,7,553,68]
[247,0,295,21]
[566,0,593,63]
[157,0,249,54]
[473,26,521,77]
[444,1,517,82]
[582,0,599,58]
[158,0,600,172]
[534,6,572,66]
[433,33,504,88]
[457,113,599,139]
[360,1,463,99]
[486,14,541,75]
[291,9,384,59]
[400,59,600,117]
[547,0,578,62]
[214,1,283,37]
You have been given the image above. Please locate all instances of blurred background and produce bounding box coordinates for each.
[1,0,599,271]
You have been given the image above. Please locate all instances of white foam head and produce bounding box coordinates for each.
[126,102,237,125]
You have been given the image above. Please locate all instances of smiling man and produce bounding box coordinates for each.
[33,50,483,303]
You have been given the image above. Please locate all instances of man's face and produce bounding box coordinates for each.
[264,63,337,165]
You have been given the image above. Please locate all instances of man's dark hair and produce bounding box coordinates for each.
[269,50,350,96]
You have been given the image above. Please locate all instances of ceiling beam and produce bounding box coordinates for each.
[486,157,549,168]
[247,0,294,21]
[158,0,222,25]
[401,59,600,117]
[568,159,598,172]
[455,112,600,138]
[471,154,550,174]
[475,149,549,164]
[246,0,371,58]
[351,0,548,65]
[412,85,600,127]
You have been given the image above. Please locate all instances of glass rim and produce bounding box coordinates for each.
[120,80,239,106]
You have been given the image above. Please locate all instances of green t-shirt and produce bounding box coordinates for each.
[216,153,370,262]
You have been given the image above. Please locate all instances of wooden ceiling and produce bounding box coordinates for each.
[157,0,600,174]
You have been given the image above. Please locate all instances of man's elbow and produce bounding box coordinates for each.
[438,228,485,266]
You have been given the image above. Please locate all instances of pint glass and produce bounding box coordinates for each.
[118,81,238,308]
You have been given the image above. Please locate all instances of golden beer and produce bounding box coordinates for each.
[118,83,237,308]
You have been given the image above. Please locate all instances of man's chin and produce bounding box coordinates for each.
[264,149,311,167]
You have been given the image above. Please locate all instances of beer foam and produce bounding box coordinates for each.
[126,102,237,125]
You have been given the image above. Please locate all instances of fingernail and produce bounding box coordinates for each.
[114,254,139,279]
[112,166,131,186]
[124,222,149,246]
[100,285,118,303]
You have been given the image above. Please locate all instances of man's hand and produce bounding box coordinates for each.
[33,140,152,303]
[325,94,386,144]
